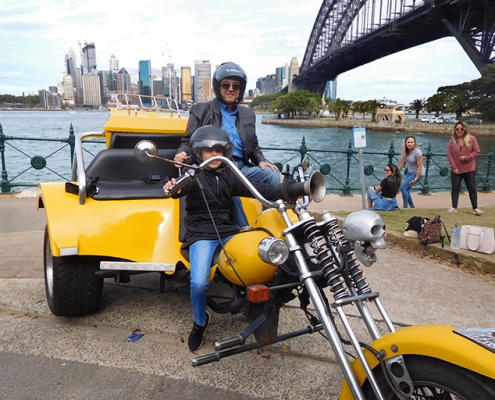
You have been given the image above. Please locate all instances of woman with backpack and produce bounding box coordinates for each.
[367,164,402,211]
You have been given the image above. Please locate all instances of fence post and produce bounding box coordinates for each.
[342,140,353,195]
[0,123,12,194]
[299,136,308,162]
[421,143,432,195]
[68,123,75,167]
[387,140,396,164]
[480,145,493,192]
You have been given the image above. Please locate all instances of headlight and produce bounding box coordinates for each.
[258,237,289,266]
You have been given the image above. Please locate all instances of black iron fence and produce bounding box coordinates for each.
[0,123,493,195]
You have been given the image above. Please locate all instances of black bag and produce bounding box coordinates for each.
[418,215,450,247]
[405,216,424,233]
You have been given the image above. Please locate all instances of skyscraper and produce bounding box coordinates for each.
[65,47,82,103]
[181,66,192,102]
[82,75,102,106]
[194,60,211,103]
[138,60,152,97]
[109,54,119,73]
[82,42,97,75]
[162,63,180,101]
[116,68,131,94]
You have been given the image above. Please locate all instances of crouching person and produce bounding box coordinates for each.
[367,163,401,211]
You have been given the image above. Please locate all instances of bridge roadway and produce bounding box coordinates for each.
[0,191,494,399]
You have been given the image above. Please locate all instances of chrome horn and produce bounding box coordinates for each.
[304,171,326,203]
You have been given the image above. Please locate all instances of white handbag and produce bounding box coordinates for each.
[460,225,495,254]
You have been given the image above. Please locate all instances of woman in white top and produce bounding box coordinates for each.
[398,136,424,208]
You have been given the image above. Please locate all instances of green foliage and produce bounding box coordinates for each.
[425,93,446,117]
[0,94,40,107]
[410,99,424,119]
[469,64,495,121]
[249,92,284,111]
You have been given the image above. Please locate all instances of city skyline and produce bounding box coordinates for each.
[1,0,483,103]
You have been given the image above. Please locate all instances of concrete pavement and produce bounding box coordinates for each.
[1,189,495,399]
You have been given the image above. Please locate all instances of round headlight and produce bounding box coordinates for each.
[258,237,289,266]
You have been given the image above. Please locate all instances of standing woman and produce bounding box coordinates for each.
[447,121,482,215]
[398,136,424,208]
[367,164,402,211]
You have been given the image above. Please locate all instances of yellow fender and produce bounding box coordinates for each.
[339,324,495,399]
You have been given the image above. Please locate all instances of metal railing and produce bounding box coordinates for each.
[0,123,493,195]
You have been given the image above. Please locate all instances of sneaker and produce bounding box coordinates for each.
[188,311,210,352]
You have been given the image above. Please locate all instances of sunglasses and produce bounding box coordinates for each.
[455,128,465,131]
[221,82,241,91]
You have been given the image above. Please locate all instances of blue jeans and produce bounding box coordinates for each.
[400,172,422,208]
[189,236,233,326]
[367,187,399,211]
[231,160,281,227]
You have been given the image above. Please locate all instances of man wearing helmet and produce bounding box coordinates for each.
[174,62,280,227]
[165,125,307,352]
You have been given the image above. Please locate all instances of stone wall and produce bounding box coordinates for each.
[262,117,495,137]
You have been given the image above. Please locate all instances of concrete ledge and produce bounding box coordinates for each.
[386,230,495,275]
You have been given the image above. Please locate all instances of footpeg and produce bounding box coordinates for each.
[214,335,244,351]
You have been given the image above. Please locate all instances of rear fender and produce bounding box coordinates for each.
[39,182,187,267]
[339,324,495,399]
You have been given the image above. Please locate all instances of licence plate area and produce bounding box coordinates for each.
[100,261,175,272]
[454,328,495,354]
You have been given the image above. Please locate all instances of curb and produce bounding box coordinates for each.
[386,230,495,275]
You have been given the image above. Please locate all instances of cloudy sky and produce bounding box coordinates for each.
[0,0,481,104]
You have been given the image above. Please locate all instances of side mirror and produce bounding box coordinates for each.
[134,140,158,164]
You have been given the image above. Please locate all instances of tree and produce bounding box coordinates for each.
[425,93,446,117]
[365,99,381,122]
[326,98,344,120]
[445,92,470,120]
[410,99,424,119]
[248,93,283,111]
[469,64,495,121]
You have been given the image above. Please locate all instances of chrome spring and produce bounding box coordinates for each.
[302,220,348,301]
[324,223,371,295]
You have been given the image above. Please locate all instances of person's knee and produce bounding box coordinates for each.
[190,279,208,295]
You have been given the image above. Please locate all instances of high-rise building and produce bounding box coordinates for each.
[82,74,102,106]
[109,54,119,73]
[181,66,192,102]
[162,63,180,101]
[116,68,131,94]
[153,79,164,97]
[38,89,61,109]
[138,60,152,98]
[82,42,97,75]
[194,60,211,103]
[98,71,115,104]
[325,80,337,100]
[61,75,75,104]
[65,47,82,103]
[276,64,289,92]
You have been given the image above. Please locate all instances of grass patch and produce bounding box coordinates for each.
[331,206,495,259]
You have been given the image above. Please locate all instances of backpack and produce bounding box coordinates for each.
[418,215,451,247]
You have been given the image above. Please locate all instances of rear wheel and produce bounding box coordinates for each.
[362,355,495,400]
[44,226,103,316]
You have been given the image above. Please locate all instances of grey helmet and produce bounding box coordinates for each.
[190,125,233,162]
[212,62,247,103]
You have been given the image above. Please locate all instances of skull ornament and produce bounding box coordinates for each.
[342,210,387,249]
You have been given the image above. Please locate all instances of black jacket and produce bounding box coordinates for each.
[177,99,267,167]
[173,166,283,248]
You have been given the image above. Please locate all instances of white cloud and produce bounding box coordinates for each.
[0,0,484,103]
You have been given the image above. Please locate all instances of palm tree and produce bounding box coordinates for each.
[445,92,470,120]
[365,99,381,122]
[341,100,352,118]
[425,93,446,117]
[410,99,424,119]
[326,98,344,120]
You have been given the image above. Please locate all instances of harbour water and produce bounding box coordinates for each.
[0,110,493,193]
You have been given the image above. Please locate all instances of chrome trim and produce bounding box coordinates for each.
[100,261,175,272]
[454,328,495,354]
[60,247,78,256]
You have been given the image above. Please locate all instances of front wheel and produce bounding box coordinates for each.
[44,226,103,316]
[362,355,495,400]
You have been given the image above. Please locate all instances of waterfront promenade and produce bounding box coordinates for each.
[1,190,495,399]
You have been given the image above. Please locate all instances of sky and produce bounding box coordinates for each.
[0,0,483,104]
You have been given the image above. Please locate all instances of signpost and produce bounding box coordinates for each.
[352,127,367,210]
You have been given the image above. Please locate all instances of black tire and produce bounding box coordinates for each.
[44,226,103,316]
[362,355,495,400]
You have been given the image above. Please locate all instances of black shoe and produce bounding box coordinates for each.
[188,311,210,352]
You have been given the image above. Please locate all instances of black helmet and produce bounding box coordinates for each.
[190,125,233,162]
[212,62,247,103]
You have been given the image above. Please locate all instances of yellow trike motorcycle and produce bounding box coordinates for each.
[39,96,495,399]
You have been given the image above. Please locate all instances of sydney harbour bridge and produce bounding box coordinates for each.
[294,0,495,94]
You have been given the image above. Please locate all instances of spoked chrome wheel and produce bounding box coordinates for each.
[362,355,495,400]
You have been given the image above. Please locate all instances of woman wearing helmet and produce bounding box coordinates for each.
[165,125,305,352]
[174,62,280,227]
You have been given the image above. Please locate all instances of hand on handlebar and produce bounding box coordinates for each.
[163,178,181,195]
[174,152,191,168]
